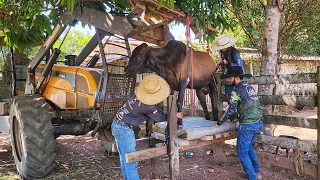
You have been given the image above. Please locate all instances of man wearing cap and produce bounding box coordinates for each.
[112,75,183,180]
[215,66,263,180]
[212,35,244,97]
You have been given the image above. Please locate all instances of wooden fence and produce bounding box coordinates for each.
[111,64,320,176]
[211,69,319,177]
[120,67,320,178]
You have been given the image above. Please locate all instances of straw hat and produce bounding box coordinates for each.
[135,75,170,105]
[212,35,237,50]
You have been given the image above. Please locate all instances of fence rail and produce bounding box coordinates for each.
[244,73,317,84]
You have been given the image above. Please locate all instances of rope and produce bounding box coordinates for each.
[185,16,195,116]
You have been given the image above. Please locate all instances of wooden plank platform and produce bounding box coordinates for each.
[200,131,236,141]
[126,131,237,163]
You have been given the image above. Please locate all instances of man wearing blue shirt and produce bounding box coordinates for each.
[212,35,245,97]
[215,66,263,180]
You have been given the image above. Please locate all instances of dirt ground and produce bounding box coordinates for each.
[0,110,318,180]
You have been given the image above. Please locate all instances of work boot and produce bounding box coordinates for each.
[255,173,263,180]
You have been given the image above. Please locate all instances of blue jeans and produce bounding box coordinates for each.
[112,121,140,180]
[237,121,262,180]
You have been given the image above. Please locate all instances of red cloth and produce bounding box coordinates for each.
[185,16,191,38]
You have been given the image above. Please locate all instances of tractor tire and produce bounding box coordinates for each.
[9,94,56,179]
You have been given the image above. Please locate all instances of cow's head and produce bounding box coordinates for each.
[125,43,152,76]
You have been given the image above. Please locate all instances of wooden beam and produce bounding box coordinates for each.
[264,115,317,129]
[126,134,236,163]
[213,133,222,139]
[243,73,317,84]
[167,93,179,180]
[128,3,146,18]
[180,134,237,151]
[214,73,223,119]
[134,0,185,17]
[147,158,156,179]
[257,151,317,177]
[132,0,216,34]
[210,144,317,177]
[221,94,316,107]
[200,136,213,141]
[259,95,316,107]
[126,146,167,163]
[129,24,175,45]
[255,134,317,153]
[151,132,189,146]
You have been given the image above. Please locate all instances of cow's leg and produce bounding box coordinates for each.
[209,80,219,121]
[177,79,189,125]
[196,89,210,120]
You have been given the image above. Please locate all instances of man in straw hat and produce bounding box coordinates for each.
[112,74,183,180]
[215,66,263,180]
[212,34,244,98]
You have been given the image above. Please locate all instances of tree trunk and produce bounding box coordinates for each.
[259,0,283,136]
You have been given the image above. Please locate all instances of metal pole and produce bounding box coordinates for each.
[124,37,131,57]
[91,27,109,136]
[10,47,16,97]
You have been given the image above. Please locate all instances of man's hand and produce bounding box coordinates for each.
[216,62,222,71]
[232,119,239,123]
[213,124,219,127]
[176,112,183,119]
[223,59,228,64]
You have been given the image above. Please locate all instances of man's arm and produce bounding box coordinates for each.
[144,105,167,122]
[232,53,243,67]
[217,91,241,125]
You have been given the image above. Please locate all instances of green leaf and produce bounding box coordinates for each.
[169,0,174,8]
[157,0,165,10]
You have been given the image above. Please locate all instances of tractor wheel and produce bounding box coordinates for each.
[9,95,56,179]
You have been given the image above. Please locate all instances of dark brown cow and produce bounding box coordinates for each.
[125,40,218,122]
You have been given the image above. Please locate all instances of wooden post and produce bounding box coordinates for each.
[167,92,179,180]
[317,66,320,179]
[250,62,254,75]
[147,158,155,179]
[146,118,156,179]
[215,73,223,119]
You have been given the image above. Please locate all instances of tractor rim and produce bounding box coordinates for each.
[13,116,23,162]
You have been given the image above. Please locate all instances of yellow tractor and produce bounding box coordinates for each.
[8,5,174,179]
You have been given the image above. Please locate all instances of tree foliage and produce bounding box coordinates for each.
[280,0,320,56]
[26,29,92,60]
[0,0,242,50]
[226,0,265,48]
[0,0,64,49]
[227,0,320,56]
[172,0,241,41]
[53,29,92,60]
